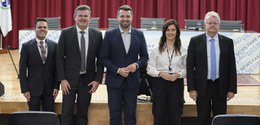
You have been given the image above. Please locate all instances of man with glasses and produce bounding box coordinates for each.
[187,11,237,125]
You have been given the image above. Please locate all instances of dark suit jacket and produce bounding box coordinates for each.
[100,27,149,89]
[56,26,103,87]
[19,39,58,96]
[187,33,237,98]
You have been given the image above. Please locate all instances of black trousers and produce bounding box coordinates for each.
[152,77,184,125]
[28,93,54,111]
[196,79,227,125]
[61,74,92,125]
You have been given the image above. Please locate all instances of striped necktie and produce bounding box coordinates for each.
[80,31,86,72]
[39,41,46,63]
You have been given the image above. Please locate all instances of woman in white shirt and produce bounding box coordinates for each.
[147,19,187,125]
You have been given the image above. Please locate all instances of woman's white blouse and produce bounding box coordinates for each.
[146,46,187,78]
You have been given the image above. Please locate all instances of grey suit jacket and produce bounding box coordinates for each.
[19,39,58,96]
[187,33,237,98]
[56,26,103,87]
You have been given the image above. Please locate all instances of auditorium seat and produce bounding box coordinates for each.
[89,17,99,29]
[8,111,60,125]
[108,18,118,29]
[220,20,242,31]
[184,19,204,30]
[185,19,242,32]
[212,114,260,125]
[0,81,4,97]
[140,18,164,30]
[41,17,61,29]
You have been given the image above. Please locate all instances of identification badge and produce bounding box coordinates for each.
[168,66,172,72]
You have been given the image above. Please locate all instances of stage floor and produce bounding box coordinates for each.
[1,49,260,125]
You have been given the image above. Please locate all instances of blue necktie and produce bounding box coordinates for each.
[80,31,86,72]
[210,39,216,81]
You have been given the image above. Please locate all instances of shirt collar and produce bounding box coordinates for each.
[119,26,131,34]
[36,38,46,44]
[76,26,89,34]
[206,33,218,41]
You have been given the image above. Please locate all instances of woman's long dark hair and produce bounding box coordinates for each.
[159,19,181,55]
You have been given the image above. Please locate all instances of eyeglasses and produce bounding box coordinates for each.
[206,22,219,25]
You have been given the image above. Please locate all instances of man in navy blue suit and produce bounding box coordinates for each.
[100,5,149,125]
[19,18,59,111]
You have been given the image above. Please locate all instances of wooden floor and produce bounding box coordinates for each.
[1,49,260,125]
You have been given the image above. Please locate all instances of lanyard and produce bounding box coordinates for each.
[166,47,174,72]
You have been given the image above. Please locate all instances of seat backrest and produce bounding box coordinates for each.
[212,114,260,125]
[140,18,165,30]
[220,20,242,31]
[184,19,204,30]
[0,81,4,97]
[41,17,61,29]
[108,18,118,29]
[89,17,99,29]
[9,111,60,125]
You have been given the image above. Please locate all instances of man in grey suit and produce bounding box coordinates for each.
[56,5,103,125]
[100,5,148,125]
[187,11,237,125]
[19,18,59,111]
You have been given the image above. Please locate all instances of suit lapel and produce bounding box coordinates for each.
[72,27,81,56]
[45,39,52,62]
[88,28,94,59]
[218,34,224,65]
[116,28,127,55]
[201,34,208,71]
[32,39,42,62]
[202,33,207,57]
[128,28,135,55]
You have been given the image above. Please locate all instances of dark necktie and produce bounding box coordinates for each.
[80,31,86,72]
[39,41,46,62]
[210,39,216,80]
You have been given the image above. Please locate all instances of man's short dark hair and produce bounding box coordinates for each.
[35,18,48,28]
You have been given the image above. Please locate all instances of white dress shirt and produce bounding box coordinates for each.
[147,45,187,78]
[119,26,131,53]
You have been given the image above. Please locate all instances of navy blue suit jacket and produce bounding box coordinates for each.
[100,27,149,88]
[187,33,237,98]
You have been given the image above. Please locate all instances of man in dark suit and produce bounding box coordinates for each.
[187,11,237,125]
[100,5,148,125]
[19,18,59,111]
[56,5,103,125]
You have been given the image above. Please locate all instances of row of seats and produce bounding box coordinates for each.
[8,111,260,125]
[108,18,165,30]
[41,17,165,30]
[185,19,243,31]
[42,17,243,31]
